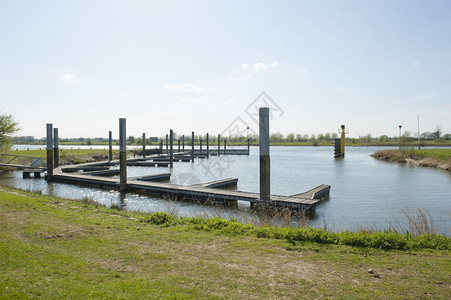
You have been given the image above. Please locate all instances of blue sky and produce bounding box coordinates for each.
[1,0,450,139]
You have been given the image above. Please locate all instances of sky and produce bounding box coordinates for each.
[1,0,450,139]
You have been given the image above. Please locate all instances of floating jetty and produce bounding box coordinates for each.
[49,153,330,211]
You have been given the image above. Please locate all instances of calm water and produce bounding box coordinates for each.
[2,146,450,234]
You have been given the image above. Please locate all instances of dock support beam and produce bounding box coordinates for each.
[108,131,113,161]
[224,138,227,153]
[46,123,53,179]
[200,139,202,155]
[247,138,250,154]
[218,134,220,156]
[119,118,127,192]
[142,132,146,159]
[159,140,163,155]
[170,129,174,168]
[206,133,209,158]
[259,107,270,201]
[178,139,180,152]
[53,128,59,168]
[191,131,195,162]
[182,135,185,151]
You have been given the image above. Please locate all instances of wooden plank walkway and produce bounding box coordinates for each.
[50,167,330,211]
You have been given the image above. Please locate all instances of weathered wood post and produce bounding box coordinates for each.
[247,138,250,155]
[46,123,53,179]
[218,134,221,156]
[224,138,227,153]
[170,129,174,168]
[119,118,127,192]
[165,134,169,154]
[182,135,185,151]
[191,131,195,162]
[200,139,202,155]
[206,133,209,158]
[108,131,113,161]
[159,139,163,154]
[53,128,59,168]
[259,107,270,201]
[142,132,146,159]
[178,139,180,152]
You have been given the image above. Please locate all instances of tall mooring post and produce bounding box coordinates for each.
[169,129,174,168]
[259,107,270,201]
[199,139,202,155]
[217,134,221,156]
[159,140,163,154]
[224,138,227,153]
[165,134,169,154]
[53,128,59,168]
[178,139,180,152]
[191,131,195,162]
[108,131,113,161]
[247,138,250,154]
[182,135,185,151]
[119,118,127,192]
[142,132,146,159]
[334,125,346,158]
[206,133,209,158]
[46,123,53,179]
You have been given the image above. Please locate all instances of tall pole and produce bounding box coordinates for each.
[46,123,53,179]
[119,118,127,192]
[108,131,113,161]
[182,135,185,151]
[165,134,169,154]
[169,129,174,168]
[218,134,221,156]
[206,133,209,158]
[53,128,59,168]
[191,131,195,162]
[142,132,146,159]
[340,125,345,157]
[259,107,270,201]
[417,115,421,150]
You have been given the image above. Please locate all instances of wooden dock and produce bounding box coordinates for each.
[49,164,329,211]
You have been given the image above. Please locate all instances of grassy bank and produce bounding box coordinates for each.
[7,149,120,165]
[1,187,449,298]
[371,149,451,172]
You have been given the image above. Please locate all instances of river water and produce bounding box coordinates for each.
[1,146,450,234]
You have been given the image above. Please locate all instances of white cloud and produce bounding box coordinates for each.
[181,98,202,103]
[163,83,203,92]
[411,62,419,67]
[230,75,253,81]
[241,63,249,71]
[253,61,278,71]
[58,73,77,81]
[398,93,439,103]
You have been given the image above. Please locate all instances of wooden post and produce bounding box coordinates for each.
[259,107,270,201]
[191,131,195,162]
[200,139,202,155]
[119,118,127,192]
[182,135,185,151]
[224,138,227,154]
[46,123,53,179]
[108,131,113,161]
[165,134,169,154]
[247,138,250,155]
[53,128,59,168]
[206,133,209,158]
[170,129,174,168]
[218,134,220,156]
[178,139,180,152]
[159,139,163,154]
[142,132,146,159]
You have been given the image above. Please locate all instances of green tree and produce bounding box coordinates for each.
[0,113,20,155]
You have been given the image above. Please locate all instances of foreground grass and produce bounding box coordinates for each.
[1,187,450,299]
[372,149,451,172]
[8,149,120,165]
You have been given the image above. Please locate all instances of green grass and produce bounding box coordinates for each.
[412,149,451,160]
[1,187,450,299]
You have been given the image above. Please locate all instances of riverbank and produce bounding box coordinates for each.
[0,187,449,298]
[371,149,451,172]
